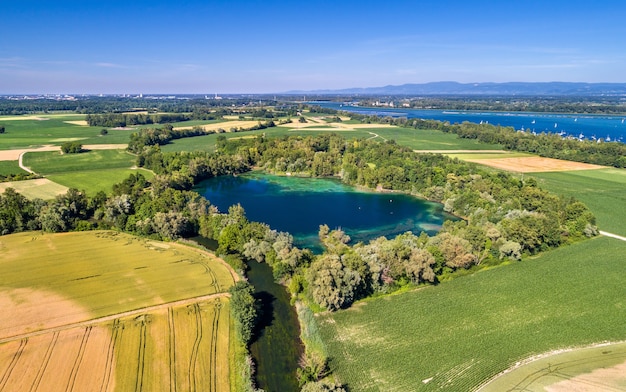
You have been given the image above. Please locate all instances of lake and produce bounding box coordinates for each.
[313,101,626,143]
[196,172,456,252]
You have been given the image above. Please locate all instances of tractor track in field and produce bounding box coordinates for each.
[65,326,92,392]
[0,338,28,391]
[29,331,59,392]
[0,292,230,346]
[100,319,122,392]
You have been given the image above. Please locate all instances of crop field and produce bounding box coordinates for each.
[479,341,626,391]
[317,236,626,391]
[161,121,504,153]
[462,156,606,172]
[48,168,154,196]
[173,120,262,133]
[23,149,135,175]
[0,178,69,199]
[532,168,626,237]
[17,149,150,196]
[0,230,236,391]
[0,161,26,176]
[0,114,133,148]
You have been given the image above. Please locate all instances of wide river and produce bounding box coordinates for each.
[313,101,626,143]
[196,171,456,252]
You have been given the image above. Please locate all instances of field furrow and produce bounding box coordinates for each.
[0,339,28,391]
[64,327,91,392]
[100,320,121,392]
[168,308,177,392]
[29,332,59,392]
[188,303,203,392]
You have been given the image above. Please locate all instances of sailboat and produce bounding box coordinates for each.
[531,119,536,124]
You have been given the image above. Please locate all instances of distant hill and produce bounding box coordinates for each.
[287,82,626,96]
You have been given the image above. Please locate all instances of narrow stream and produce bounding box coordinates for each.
[247,260,303,392]
[191,237,302,391]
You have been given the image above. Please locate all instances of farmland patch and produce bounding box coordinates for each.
[0,231,236,391]
[463,156,605,172]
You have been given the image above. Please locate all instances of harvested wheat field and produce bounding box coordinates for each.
[464,156,606,173]
[174,120,260,132]
[0,231,236,392]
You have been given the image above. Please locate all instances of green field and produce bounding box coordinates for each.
[19,149,152,195]
[23,149,135,174]
[369,126,503,150]
[0,160,27,176]
[532,168,626,236]
[161,123,503,153]
[48,168,154,196]
[446,152,532,160]
[0,114,133,148]
[317,236,626,391]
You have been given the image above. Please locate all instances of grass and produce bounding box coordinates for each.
[0,160,27,176]
[532,168,626,236]
[20,149,147,196]
[0,230,235,391]
[370,126,503,150]
[48,168,154,196]
[317,236,626,391]
[23,149,136,174]
[446,152,532,160]
[0,114,132,148]
[161,123,503,153]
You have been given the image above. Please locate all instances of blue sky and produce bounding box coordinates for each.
[1,0,625,94]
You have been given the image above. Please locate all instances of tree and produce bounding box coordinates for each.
[60,141,83,154]
[0,125,5,134]
[229,281,258,344]
[308,254,361,311]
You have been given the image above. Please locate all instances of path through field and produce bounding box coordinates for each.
[599,231,626,242]
[0,144,128,161]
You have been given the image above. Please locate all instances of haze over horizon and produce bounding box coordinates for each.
[2,0,625,94]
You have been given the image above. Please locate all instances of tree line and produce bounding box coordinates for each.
[339,109,626,168]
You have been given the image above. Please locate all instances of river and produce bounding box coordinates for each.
[312,101,626,143]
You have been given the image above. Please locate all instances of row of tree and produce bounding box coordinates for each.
[339,110,626,168]
[356,96,626,115]
[85,113,194,127]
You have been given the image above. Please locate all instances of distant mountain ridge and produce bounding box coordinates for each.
[288,82,626,96]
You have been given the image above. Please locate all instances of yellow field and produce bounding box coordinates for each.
[0,178,69,199]
[463,156,606,173]
[173,120,261,133]
[479,342,626,391]
[0,231,237,391]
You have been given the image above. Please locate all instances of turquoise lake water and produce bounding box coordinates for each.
[196,172,456,252]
